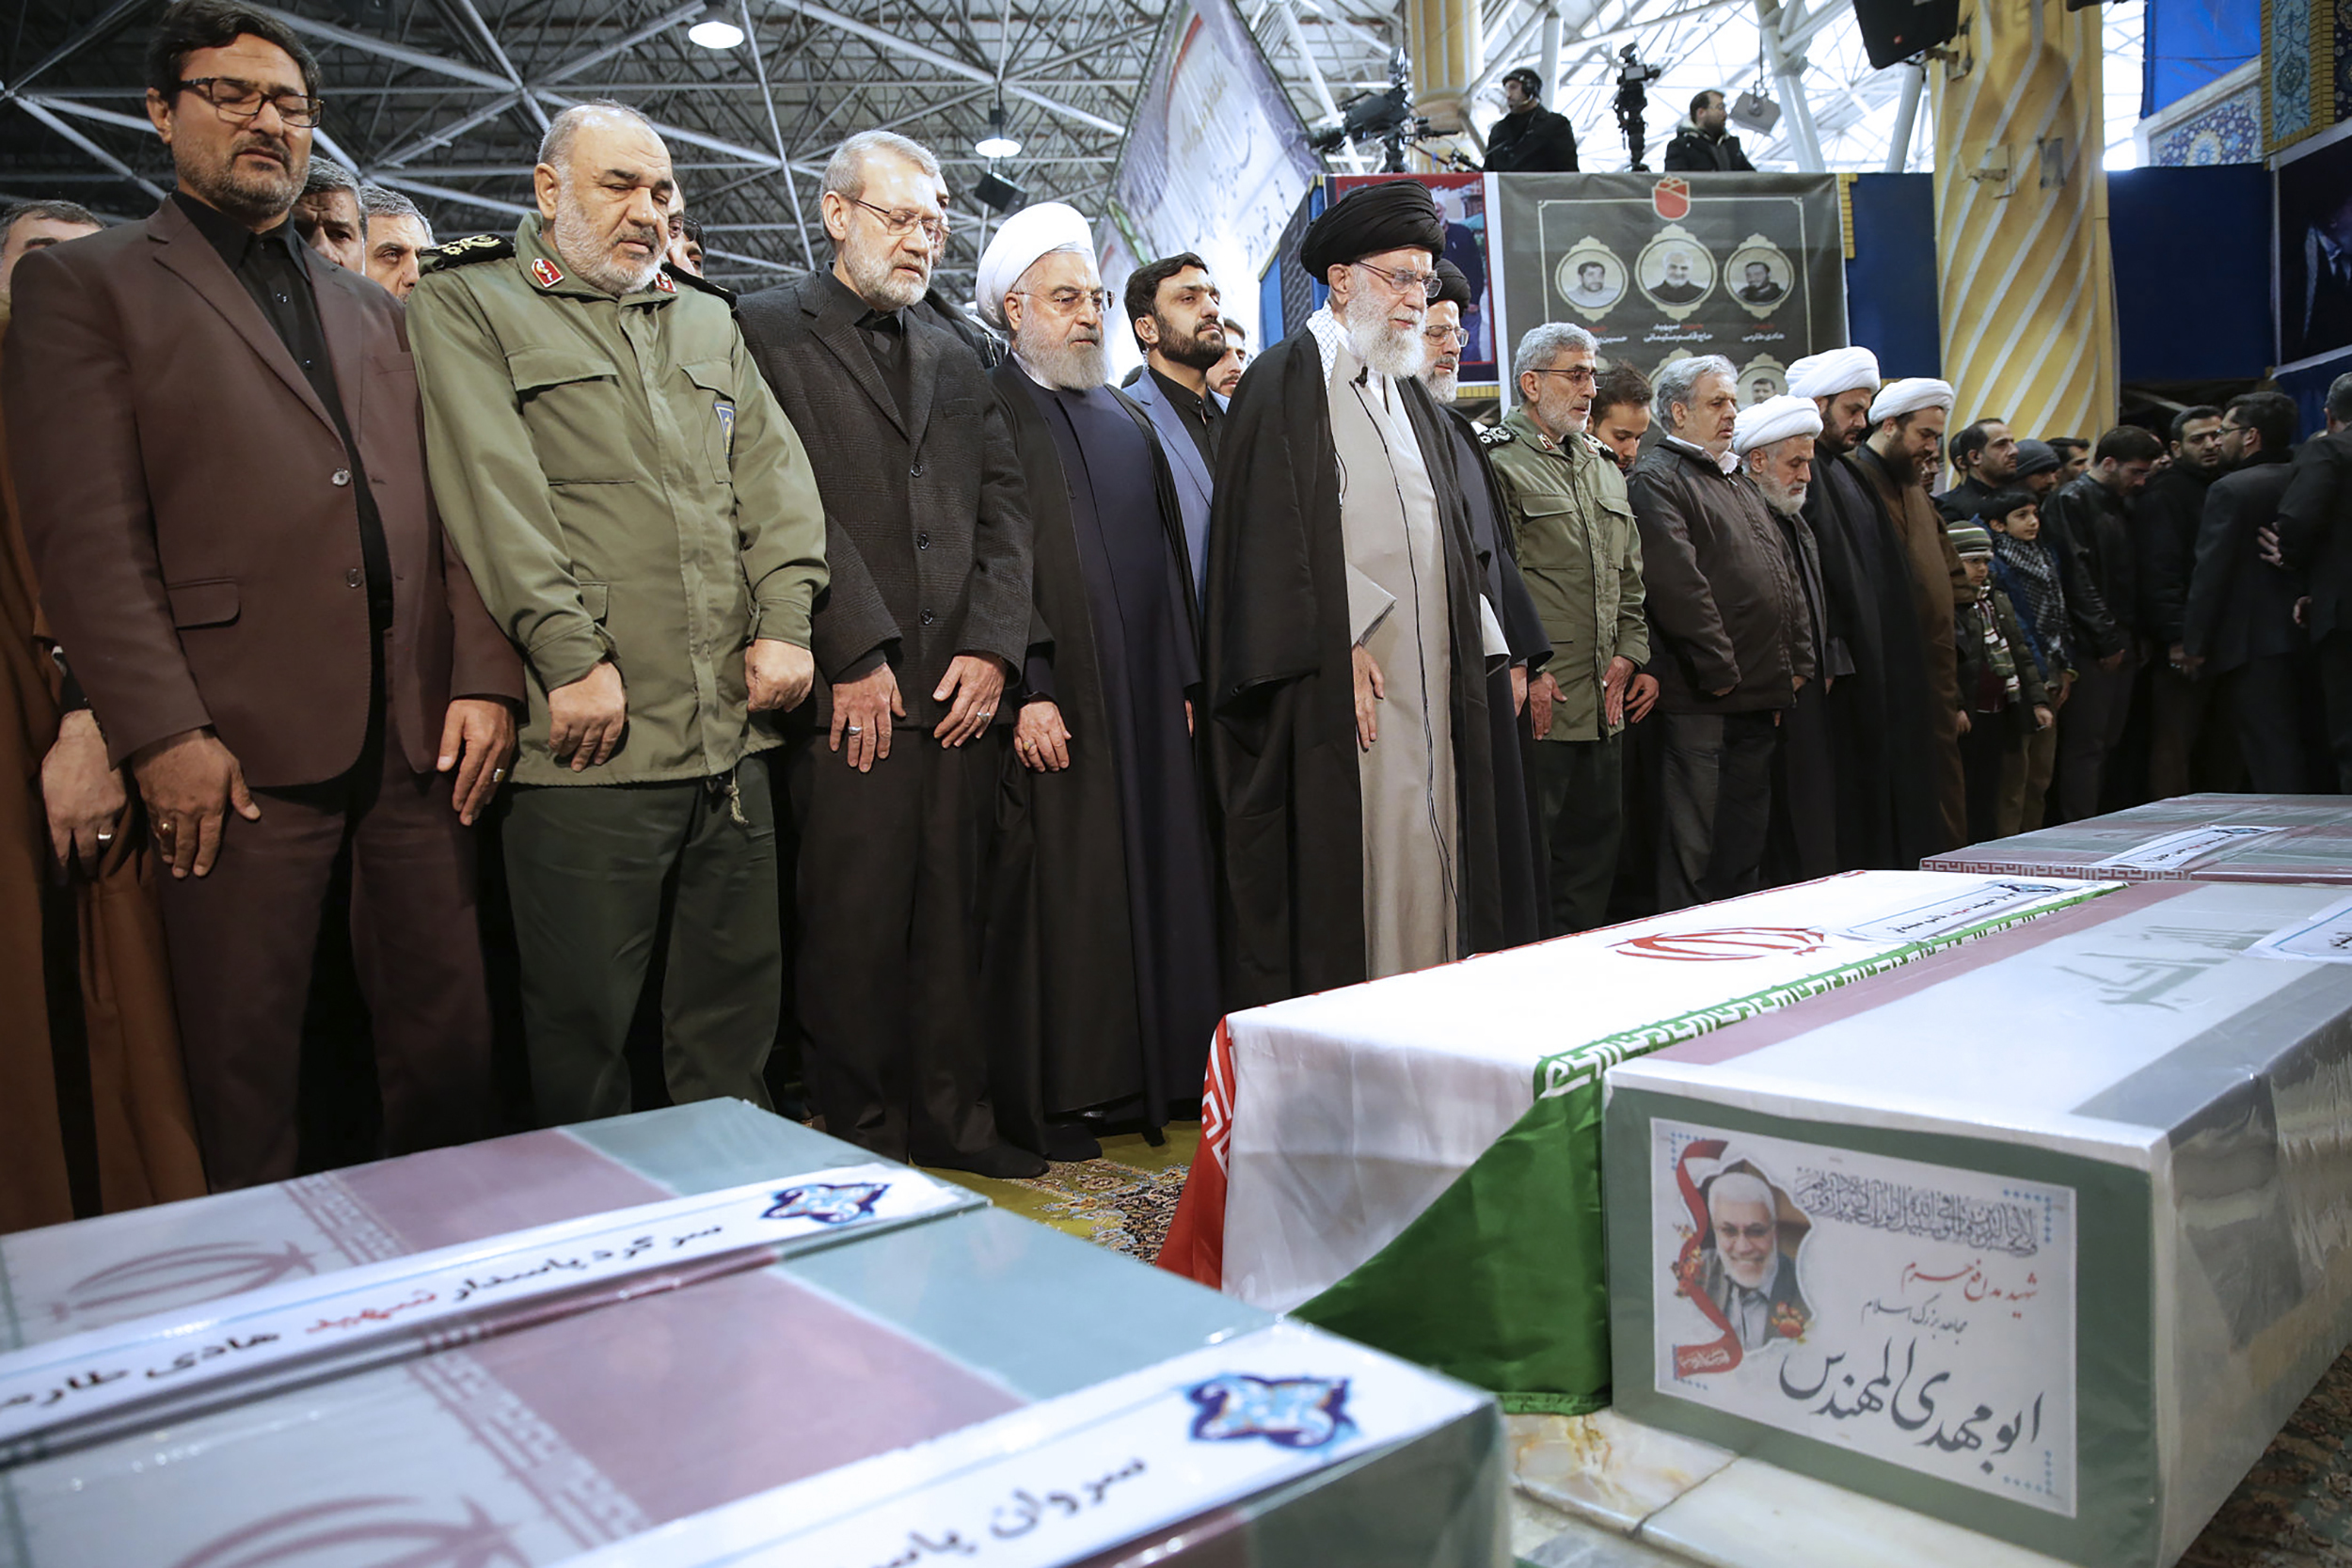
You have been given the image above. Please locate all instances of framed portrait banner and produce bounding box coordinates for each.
[1644,1118,2078,1515]
[2274,117,2352,370]
[1495,172,1847,405]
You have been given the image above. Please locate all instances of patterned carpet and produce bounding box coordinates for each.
[926,1122,1198,1262]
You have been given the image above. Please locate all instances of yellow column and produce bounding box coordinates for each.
[1931,0,2118,437]
[1406,0,1481,136]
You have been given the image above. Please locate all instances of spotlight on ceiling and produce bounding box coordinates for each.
[688,4,745,49]
[974,101,1022,161]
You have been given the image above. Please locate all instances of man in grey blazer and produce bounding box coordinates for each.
[737,131,1042,1179]
[1121,252,1226,601]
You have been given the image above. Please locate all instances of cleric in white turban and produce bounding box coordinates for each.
[1786,346,1879,401]
[1731,393,1823,459]
[1868,377,1956,424]
[975,200,1094,330]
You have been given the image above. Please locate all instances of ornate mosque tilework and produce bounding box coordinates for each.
[2267,0,2316,148]
[2148,82,2265,165]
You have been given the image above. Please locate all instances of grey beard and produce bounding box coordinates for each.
[1016,322,1109,390]
[552,199,663,295]
[1425,367,1459,403]
[1341,293,1428,381]
[843,244,928,310]
[1756,474,1809,515]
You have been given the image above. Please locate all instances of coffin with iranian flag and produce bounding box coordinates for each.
[1154,871,2117,1415]
[1605,878,2352,1567]
[1923,792,2352,882]
[0,1101,1505,1567]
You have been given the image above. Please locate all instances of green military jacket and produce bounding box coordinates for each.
[406,216,827,786]
[1484,407,1648,742]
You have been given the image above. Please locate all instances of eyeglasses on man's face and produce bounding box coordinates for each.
[851,198,949,245]
[1016,286,1113,314]
[1422,324,1467,348]
[1355,260,1442,301]
[1530,363,1597,386]
[175,76,325,128]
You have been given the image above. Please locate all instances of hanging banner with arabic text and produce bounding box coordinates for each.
[1495,172,1846,404]
[1646,1119,2077,1515]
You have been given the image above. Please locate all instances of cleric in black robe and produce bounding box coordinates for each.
[1425,259,1552,948]
[1788,349,1945,869]
[973,206,1219,1156]
[1205,180,1505,1008]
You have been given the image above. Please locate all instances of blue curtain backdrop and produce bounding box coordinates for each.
[2107,166,2272,381]
[1845,174,1941,379]
[2142,0,2259,117]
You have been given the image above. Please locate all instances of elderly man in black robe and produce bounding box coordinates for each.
[1206,180,1508,1007]
[1788,348,1944,869]
[971,204,1217,1159]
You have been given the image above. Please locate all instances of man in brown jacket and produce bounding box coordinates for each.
[4,0,523,1190]
[1629,354,1814,911]
[1852,377,1966,849]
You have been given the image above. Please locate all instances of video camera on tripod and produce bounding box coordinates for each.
[1613,44,1664,169]
[1308,52,1434,173]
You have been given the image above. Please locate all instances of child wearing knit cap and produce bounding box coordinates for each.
[1950,519,2053,845]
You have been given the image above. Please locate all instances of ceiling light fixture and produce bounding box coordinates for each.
[974,100,1021,160]
[688,4,745,49]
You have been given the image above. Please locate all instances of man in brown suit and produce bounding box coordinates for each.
[3,0,523,1191]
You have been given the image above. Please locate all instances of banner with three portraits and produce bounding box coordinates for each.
[1492,171,1847,408]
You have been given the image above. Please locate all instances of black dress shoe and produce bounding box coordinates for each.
[923,1141,1049,1180]
[1041,1121,1102,1164]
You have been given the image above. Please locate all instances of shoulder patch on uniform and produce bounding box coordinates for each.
[1579,432,1610,456]
[1477,423,1516,448]
[418,233,514,272]
[662,263,737,307]
[530,257,564,289]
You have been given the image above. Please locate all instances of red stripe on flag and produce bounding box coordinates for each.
[1155,1018,1234,1288]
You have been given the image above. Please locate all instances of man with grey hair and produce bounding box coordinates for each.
[293,155,362,271]
[1629,353,1812,910]
[358,183,431,298]
[1,200,101,304]
[966,203,1215,1158]
[1486,319,1652,932]
[737,130,1041,1178]
[407,99,829,1128]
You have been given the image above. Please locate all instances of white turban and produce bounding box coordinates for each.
[1785,346,1880,400]
[1869,377,1956,423]
[975,201,1095,329]
[1731,394,1823,457]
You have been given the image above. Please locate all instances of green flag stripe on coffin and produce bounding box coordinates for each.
[1290,882,2113,1411]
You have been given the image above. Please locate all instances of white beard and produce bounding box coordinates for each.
[1340,291,1428,381]
[1014,317,1109,390]
[1425,367,1459,403]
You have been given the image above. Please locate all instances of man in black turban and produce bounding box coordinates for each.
[1203,181,1510,1005]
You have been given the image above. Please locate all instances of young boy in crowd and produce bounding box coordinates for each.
[1982,491,2071,835]
[1951,520,2053,845]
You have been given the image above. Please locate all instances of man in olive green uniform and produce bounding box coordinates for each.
[407,103,827,1124]
[1486,323,1651,932]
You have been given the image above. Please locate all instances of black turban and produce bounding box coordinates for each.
[1298,180,1446,277]
[1432,258,1473,311]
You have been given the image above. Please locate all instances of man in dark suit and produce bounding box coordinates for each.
[2271,373,2352,789]
[3,0,522,1190]
[1121,251,1226,601]
[2185,393,2324,791]
[737,131,1042,1179]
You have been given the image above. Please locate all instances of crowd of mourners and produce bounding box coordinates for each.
[10,0,2351,1226]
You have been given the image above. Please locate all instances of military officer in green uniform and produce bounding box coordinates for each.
[406,102,827,1124]
[1485,322,1653,933]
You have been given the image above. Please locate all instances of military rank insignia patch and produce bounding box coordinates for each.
[653,271,676,293]
[1476,423,1516,448]
[530,257,564,289]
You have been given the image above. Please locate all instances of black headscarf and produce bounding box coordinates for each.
[1298,181,1446,277]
